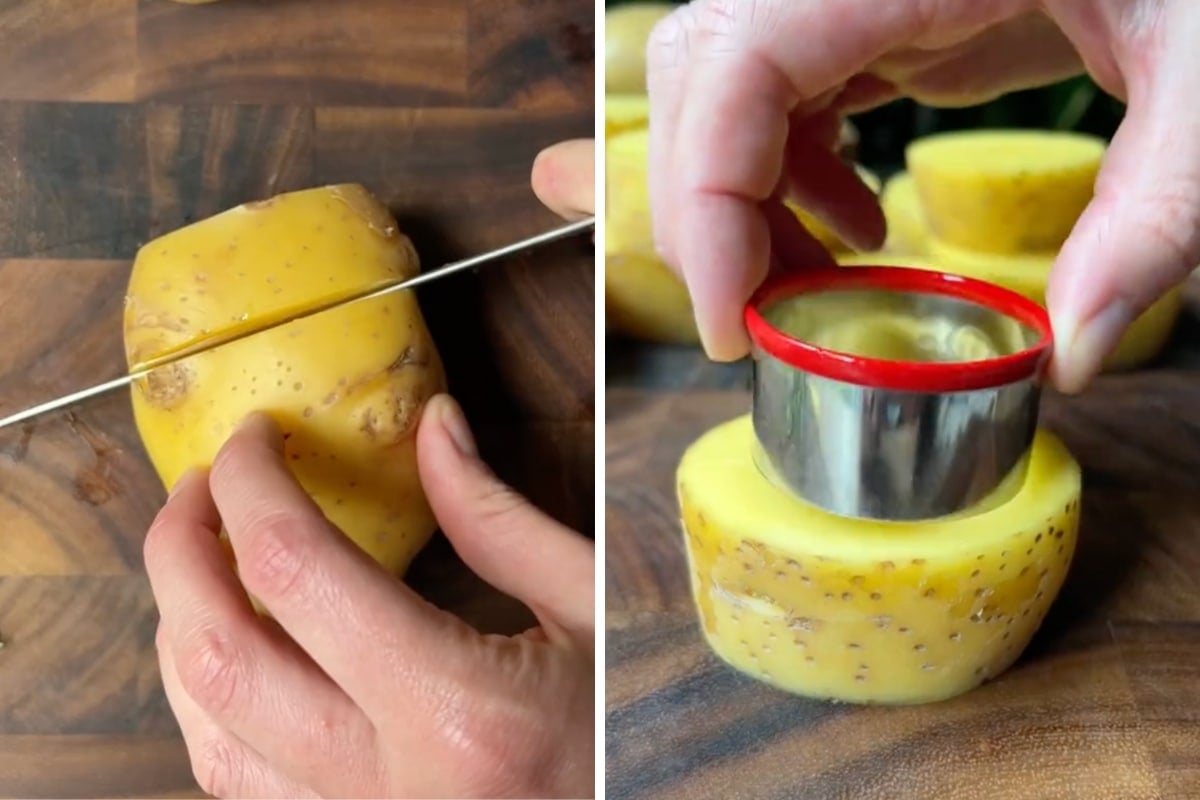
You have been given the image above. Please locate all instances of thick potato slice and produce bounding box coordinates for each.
[605,2,675,94]
[922,240,1184,371]
[838,246,1184,372]
[605,93,651,139]
[879,171,929,256]
[124,184,446,578]
[907,130,1106,254]
[678,416,1081,704]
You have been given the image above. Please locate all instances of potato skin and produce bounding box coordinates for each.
[678,416,1080,704]
[125,185,446,577]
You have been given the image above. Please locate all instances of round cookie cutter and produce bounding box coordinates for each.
[745,265,1053,521]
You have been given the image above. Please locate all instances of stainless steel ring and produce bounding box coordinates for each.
[746,267,1051,522]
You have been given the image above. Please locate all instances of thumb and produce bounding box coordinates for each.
[416,394,594,651]
[1047,6,1200,393]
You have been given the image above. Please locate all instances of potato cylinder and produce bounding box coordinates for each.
[677,416,1081,704]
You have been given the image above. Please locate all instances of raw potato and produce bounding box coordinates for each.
[920,240,1185,370]
[606,128,700,343]
[879,171,930,256]
[907,130,1106,254]
[124,184,446,579]
[605,93,651,139]
[678,416,1081,704]
[605,2,675,94]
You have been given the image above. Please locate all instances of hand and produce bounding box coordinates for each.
[143,396,595,798]
[647,0,1200,392]
[531,139,596,218]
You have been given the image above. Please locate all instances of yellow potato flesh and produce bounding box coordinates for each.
[124,184,446,577]
[907,130,1106,254]
[605,93,651,139]
[879,171,930,256]
[922,239,1184,370]
[605,3,675,94]
[678,416,1081,704]
[605,128,700,343]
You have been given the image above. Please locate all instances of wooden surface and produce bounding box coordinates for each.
[0,1,594,797]
[605,279,1200,800]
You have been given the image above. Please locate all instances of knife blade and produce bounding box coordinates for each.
[0,216,594,431]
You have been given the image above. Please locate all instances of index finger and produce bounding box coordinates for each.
[207,413,480,716]
[661,0,1024,359]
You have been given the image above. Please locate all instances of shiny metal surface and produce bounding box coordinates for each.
[751,288,1042,521]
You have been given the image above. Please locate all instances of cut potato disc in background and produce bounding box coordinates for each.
[906,130,1106,255]
[605,2,675,94]
[678,416,1081,705]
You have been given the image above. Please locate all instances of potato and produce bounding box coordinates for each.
[124,184,446,579]
[907,130,1106,254]
[605,2,675,94]
[678,416,1081,704]
[605,93,651,139]
[879,171,930,256]
[921,239,1184,370]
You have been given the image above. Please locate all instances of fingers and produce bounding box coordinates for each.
[782,123,886,252]
[530,139,595,219]
[206,413,477,716]
[144,469,378,797]
[1046,2,1200,392]
[417,395,594,652]
[158,628,318,800]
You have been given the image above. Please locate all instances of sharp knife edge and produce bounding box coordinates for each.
[0,216,594,431]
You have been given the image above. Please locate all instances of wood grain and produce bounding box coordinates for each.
[605,281,1200,799]
[0,0,137,102]
[0,2,594,796]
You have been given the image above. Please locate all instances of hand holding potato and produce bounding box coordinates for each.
[145,401,594,798]
[647,0,1200,392]
[143,143,597,799]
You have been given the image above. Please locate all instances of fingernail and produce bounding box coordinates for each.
[1054,300,1133,393]
[436,395,478,458]
[234,411,284,451]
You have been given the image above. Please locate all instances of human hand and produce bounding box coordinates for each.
[532,138,596,218]
[647,0,1200,392]
[143,395,595,798]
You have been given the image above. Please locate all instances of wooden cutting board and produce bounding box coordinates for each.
[0,1,593,797]
[606,281,1200,800]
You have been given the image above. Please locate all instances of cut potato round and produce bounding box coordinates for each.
[606,252,699,344]
[879,171,930,256]
[605,2,675,94]
[907,130,1106,254]
[124,184,446,580]
[605,93,651,139]
[678,416,1081,704]
[922,239,1184,370]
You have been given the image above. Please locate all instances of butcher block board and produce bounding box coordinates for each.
[605,281,1200,800]
[0,1,594,797]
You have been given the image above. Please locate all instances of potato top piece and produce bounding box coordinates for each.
[124,184,417,370]
[906,130,1106,178]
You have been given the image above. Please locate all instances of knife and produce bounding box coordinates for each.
[0,216,594,431]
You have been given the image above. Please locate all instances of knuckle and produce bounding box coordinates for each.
[470,477,531,532]
[176,625,248,719]
[193,734,247,799]
[239,511,313,600]
[646,8,691,72]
